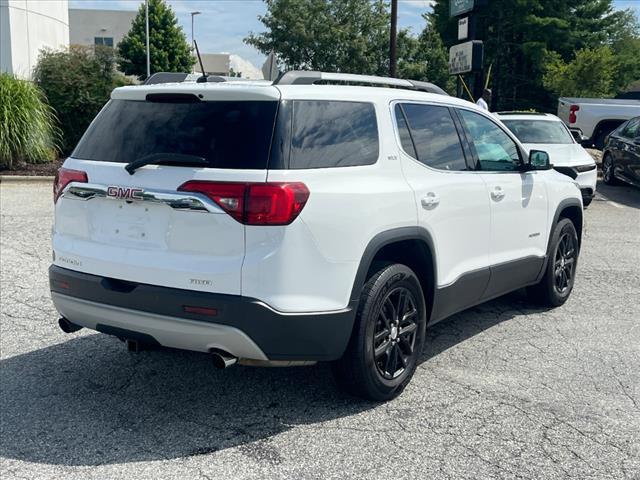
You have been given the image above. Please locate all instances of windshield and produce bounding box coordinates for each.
[502,119,574,144]
[72,99,278,169]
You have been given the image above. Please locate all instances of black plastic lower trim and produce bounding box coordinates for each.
[49,265,357,361]
[429,256,545,325]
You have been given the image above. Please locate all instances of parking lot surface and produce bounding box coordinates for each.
[1,180,639,480]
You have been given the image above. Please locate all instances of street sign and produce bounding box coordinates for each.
[458,17,469,40]
[449,40,483,75]
[450,0,474,17]
[262,52,279,81]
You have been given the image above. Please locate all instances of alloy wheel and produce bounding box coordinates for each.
[554,232,576,294]
[373,287,419,380]
[603,156,612,182]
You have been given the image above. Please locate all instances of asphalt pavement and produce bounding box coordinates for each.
[1,180,639,480]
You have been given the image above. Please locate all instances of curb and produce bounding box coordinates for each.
[0,175,54,183]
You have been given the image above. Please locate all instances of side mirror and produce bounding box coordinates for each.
[528,150,552,170]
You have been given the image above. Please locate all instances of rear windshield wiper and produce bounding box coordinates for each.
[125,153,207,175]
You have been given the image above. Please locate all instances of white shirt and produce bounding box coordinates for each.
[476,97,489,111]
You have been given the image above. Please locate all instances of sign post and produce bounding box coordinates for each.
[450,0,474,17]
[449,41,483,75]
[448,0,485,103]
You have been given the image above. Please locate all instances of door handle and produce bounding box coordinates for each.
[490,186,505,201]
[421,192,440,209]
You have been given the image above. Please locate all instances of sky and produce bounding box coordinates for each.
[69,0,640,72]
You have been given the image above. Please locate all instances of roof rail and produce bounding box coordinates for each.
[274,70,448,96]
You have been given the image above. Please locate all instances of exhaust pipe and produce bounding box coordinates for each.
[58,317,83,334]
[211,350,237,369]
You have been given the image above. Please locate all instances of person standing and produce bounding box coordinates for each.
[476,88,491,111]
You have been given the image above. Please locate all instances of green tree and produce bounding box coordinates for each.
[0,73,59,169]
[543,46,617,97]
[246,0,390,75]
[429,0,640,111]
[397,15,454,92]
[118,0,193,79]
[33,45,131,154]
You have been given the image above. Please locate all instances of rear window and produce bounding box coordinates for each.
[72,98,278,169]
[501,119,574,144]
[289,100,379,169]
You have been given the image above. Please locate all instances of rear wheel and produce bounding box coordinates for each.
[602,153,619,185]
[527,219,579,307]
[332,263,426,401]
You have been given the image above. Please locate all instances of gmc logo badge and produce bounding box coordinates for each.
[107,186,144,200]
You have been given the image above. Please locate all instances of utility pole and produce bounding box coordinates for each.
[145,0,150,79]
[389,0,398,77]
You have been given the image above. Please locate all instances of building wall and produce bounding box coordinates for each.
[0,0,69,78]
[69,8,136,49]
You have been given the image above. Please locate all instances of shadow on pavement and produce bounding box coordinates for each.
[0,290,544,466]
[594,181,640,209]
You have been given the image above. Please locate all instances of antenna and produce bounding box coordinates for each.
[193,40,207,83]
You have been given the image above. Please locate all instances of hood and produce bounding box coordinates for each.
[521,143,594,167]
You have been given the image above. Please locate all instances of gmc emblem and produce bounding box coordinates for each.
[107,186,144,200]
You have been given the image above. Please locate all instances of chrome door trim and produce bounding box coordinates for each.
[61,183,223,213]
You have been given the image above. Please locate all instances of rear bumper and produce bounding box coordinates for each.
[49,266,356,361]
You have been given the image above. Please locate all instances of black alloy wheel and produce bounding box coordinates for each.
[553,232,577,295]
[373,287,418,380]
[332,263,426,401]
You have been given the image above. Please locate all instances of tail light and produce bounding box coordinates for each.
[54,167,88,203]
[569,105,579,124]
[178,181,310,225]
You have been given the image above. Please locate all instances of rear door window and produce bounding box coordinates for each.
[397,103,469,171]
[72,98,278,169]
[289,100,379,169]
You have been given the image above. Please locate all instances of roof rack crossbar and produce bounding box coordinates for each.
[274,71,448,95]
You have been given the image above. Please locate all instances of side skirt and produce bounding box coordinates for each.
[429,256,545,325]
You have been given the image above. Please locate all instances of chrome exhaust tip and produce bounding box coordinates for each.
[211,350,237,369]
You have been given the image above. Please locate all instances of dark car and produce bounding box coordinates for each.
[602,116,640,188]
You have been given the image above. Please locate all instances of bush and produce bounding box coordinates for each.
[33,45,132,155]
[0,73,59,169]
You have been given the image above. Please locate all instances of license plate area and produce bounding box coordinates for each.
[89,199,170,248]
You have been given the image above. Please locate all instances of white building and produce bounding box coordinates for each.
[0,0,70,78]
[68,8,136,49]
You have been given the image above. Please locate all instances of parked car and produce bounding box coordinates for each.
[497,112,597,206]
[602,116,640,188]
[50,71,584,401]
[557,97,640,149]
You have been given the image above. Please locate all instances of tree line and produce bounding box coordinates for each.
[246,0,640,111]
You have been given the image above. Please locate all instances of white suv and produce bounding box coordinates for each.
[50,71,584,400]
[496,112,597,206]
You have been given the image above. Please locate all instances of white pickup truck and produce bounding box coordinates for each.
[558,97,640,149]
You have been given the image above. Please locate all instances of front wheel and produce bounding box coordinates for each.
[602,154,619,185]
[332,263,427,401]
[527,219,579,307]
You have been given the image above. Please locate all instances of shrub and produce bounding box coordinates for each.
[33,45,132,155]
[0,73,60,169]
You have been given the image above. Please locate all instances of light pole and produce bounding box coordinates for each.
[389,0,397,77]
[145,0,150,78]
[190,11,201,51]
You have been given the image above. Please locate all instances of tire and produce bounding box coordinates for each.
[582,196,593,207]
[527,218,579,307]
[602,153,619,185]
[332,263,427,401]
[594,129,607,150]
